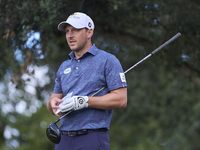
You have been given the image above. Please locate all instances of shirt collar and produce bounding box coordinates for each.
[68,44,98,59]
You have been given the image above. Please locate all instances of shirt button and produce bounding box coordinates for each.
[78,60,80,62]
[76,67,78,69]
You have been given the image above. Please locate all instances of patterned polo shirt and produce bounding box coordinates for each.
[53,44,127,131]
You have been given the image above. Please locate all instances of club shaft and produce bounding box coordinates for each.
[57,111,72,121]
[124,54,152,74]
[151,32,181,55]
[125,32,181,74]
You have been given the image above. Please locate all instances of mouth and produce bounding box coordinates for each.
[69,40,76,45]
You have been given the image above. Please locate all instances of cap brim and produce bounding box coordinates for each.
[58,21,68,31]
[58,20,88,31]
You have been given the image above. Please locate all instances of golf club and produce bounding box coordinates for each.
[46,119,61,144]
[46,32,181,144]
[46,111,71,144]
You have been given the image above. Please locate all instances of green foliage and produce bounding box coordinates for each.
[111,62,200,150]
[0,0,200,149]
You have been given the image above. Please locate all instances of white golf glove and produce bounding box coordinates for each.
[59,96,89,112]
[56,92,73,114]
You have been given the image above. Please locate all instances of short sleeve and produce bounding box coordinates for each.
[53,70,63,94]
[105,55,127,91]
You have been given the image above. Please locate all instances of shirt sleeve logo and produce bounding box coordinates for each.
[64,68,71,74]
[119,73,126,82]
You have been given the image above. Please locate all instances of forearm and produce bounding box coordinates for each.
[87,87,127,110]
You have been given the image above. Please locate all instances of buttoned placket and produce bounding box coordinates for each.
[72,58,81,77]
[76,59,80,70]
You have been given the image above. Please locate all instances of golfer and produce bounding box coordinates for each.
[47,12,127,150]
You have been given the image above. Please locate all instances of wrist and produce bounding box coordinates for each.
[86,96,90,107]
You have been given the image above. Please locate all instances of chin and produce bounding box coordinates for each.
[70,46,77,51]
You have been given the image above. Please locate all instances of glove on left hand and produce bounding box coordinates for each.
[59,96,89,112]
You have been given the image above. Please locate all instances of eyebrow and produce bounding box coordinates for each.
[65,28,88,33]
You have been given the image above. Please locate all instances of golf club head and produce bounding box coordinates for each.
[46,121,61,144]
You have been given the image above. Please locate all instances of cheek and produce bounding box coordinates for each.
[66,34,69,39]
[79,35,88,45]
[66,36,70,43]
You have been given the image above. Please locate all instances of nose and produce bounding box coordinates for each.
[66,30,74,38]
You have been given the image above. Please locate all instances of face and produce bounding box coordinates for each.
[65,25,91,53]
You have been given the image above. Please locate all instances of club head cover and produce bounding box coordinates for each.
[46,122,61,144]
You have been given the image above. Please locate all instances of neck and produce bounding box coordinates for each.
[74,43,92,59]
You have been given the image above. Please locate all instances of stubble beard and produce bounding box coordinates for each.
[69,38,88,53]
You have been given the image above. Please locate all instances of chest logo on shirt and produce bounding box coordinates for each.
[119,73,126,82]
[64,68,71,74]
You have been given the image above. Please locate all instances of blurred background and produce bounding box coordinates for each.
[0,0,200,149]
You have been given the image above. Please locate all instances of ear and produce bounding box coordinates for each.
[87,29,93,39]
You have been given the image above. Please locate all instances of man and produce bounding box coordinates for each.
[47,12,127,150]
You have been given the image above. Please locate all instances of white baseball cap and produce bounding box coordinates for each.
[58,12,95,31]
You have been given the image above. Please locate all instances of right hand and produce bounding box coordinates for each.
[49,97,63,117]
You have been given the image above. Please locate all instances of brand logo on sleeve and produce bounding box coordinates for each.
[64,68,71,74]
[120,73,126,82]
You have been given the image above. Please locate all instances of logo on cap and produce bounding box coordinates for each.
[71,13,77,16]
[88,22,92,28]
[69,13,79,19]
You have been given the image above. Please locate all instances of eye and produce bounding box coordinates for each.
[65,30,69,33]
[73,29,79,32]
